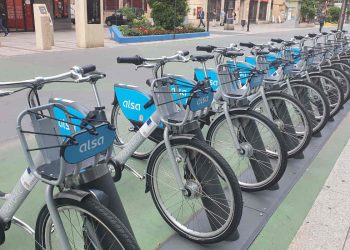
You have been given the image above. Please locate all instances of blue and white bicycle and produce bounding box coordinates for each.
[112,51,288,192]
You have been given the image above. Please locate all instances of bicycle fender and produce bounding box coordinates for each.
[144,134,195,193]
[228,106,250,112]
[54,189,91,203]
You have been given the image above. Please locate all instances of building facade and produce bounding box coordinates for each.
[186,0,275,26]
[1,0,72,31]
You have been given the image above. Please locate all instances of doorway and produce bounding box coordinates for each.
[1,0,34,31]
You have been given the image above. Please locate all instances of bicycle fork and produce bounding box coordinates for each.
[45,185,72,250]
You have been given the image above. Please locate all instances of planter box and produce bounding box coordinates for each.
[109,25,209,44]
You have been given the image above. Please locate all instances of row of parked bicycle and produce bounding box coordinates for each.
[0,29,349,249]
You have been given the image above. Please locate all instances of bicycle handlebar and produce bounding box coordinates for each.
[239,42,255,48]
[0,65,104,91]
[196,45,217,53]
[117,55,145,65]
[271,38,284,44]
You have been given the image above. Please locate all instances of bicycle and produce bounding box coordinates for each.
[112,51,288,192]
[194,43,312,158]
[51,54,243,243]
[0,66,139,250]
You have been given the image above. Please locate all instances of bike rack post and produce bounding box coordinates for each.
[242,118,280,190]
[273,98,305,159]
[189,126,240,241]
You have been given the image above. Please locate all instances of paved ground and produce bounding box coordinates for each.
[0,23,349,250]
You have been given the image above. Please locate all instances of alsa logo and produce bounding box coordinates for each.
[79,136,105,153]
[196,95,210,105]
[58,120,77,132]
[171,87,189,97]
[123,100,141,111]
[209,79,219,87]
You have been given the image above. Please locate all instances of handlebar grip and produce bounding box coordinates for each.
[143,98,154,109]
[271,38,283,43]
[196,45,216,53]
[117,55,145,65]
[294,35,304,40]
[322,32,329,35]
[239,42,255,48]
[81,65,96,74]
[183,51,190,56]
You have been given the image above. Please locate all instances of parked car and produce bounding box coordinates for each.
[105,8,145,26]
[105,11,126,26]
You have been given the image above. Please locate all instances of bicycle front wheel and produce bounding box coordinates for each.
[308,72,344,117]
[250,92,312,158]
[283,80,330,134]
[147,137,243,243]
[35,196,139,250]
[206,109,288,192]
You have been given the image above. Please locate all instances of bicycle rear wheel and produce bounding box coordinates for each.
[146,137,243,243]
[206,109,288,192]
[111,103,157,160]
[35,196,139,250]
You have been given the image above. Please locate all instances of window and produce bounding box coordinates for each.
[54,0,68,18]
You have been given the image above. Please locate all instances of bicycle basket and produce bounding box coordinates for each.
[217,64,241,96]
[256,56,270,71]
[17,103,115,186]
[151,76,213,126]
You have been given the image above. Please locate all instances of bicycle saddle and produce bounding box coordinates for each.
[254,51,270,55]
[294,35,304,40]
[223,51,244,58]
[190,55,214,62]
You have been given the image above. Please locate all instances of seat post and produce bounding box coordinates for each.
[201,61,209,79]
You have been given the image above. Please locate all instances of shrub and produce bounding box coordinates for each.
[149,0,189,30]
[300,0,316,22]
[119,25,204,36]
[328,6,340,23]
[120,7,137,22]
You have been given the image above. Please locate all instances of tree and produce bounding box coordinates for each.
[148,0,189,30]
[300,0,317,22]
[328,6,341,22]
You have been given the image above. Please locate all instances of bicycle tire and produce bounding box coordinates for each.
[35,195,139,250]
[322,65,350,101]
[111,103,158,160]
[249,92,312,158]
[283,80,331,134]
[146,137,243,243]
[307,72,344,117]
[206,109,288,191]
